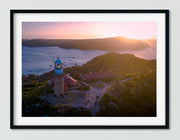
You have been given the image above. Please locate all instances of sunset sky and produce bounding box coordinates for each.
[22,22,156,40]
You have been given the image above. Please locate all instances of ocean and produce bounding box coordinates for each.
[22,46,156,75]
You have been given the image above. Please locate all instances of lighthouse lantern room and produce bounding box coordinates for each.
[55,57,63,74]
[54,57,64,97]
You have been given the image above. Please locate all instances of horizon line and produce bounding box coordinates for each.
[22,36,157,41]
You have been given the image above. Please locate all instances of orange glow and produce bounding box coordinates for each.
[22,22,156,40]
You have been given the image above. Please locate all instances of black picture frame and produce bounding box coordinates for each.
[10,9,169,129]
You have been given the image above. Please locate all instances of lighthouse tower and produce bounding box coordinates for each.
[54,57,64,97]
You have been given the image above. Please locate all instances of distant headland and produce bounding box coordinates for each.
[22,36,155,51]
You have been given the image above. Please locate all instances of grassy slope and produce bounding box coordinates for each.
[63,52,156,80]
[22,52,156,116]
[97,70,156,116]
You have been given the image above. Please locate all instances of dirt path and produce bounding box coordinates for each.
[79,76,139,115]
[48,76,139,116]
[78,86,108,115]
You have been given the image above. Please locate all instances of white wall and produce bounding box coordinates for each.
[0,0,179,140]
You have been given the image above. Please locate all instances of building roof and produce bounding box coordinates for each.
[55,57,62,64]
[64,75,78,85]
[48,74,79,89]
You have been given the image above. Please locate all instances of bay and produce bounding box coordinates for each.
[22,46,156,75]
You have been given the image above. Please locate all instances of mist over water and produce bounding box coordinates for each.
[117,45,156,60]
[22,45,156,75]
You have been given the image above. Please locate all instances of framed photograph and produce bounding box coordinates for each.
[10,10,169,129]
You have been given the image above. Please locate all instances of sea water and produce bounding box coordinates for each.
[22,45,156,75]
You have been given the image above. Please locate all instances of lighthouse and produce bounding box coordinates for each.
[54,57,64,97]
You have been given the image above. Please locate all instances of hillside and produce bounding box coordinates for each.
[144,39,156,47]
[31,52,156,83]
[97,71,156,116]
[22,52,156,117]
[22,36,150,51]
[63,52,156,79]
